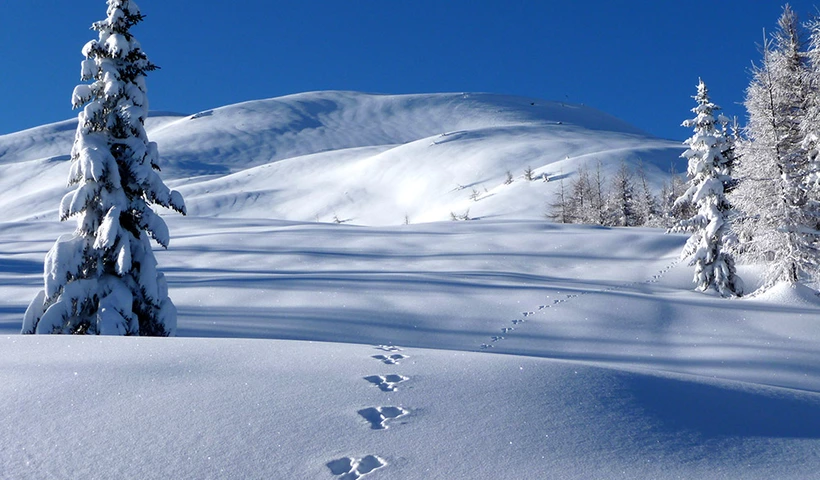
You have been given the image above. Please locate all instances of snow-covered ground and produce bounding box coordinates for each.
[2,92,819,479]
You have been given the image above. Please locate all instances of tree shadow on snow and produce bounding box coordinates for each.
[623,373,820,439]
[0,258,42,275]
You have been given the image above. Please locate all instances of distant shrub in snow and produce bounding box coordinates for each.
[504,170,514,185]
[22,0,185,336]
[450,209,471,221]
[523,166,536,181]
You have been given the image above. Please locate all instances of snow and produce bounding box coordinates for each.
[0,91,684,225]
[2,91,820,478]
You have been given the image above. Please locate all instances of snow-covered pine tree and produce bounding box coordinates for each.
[634,161,659,226]
[802,17,820,194]
[22,0,185,335]
[731,5,820,289]
[605,161,638,226]
[670,79,742,296]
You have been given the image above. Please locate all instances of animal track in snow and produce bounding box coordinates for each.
[364,374,409,392]
[374,345,402,352]
[358,406,409,430]
[327,455,386,480]
[372,354,408,365]
[479,258,683,349]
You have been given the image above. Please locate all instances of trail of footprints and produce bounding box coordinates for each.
[480,258,681,349]
[327,455,386,480]
[326,345,413,478]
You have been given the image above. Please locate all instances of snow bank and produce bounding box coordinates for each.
[2,336,819,479]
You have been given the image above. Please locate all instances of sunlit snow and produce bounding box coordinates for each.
[1,92,819,479]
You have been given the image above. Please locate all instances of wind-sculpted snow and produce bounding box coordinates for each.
[0,91,684,224]
[2,337,820,479]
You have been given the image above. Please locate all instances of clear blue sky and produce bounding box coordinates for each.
[1,1,817,140]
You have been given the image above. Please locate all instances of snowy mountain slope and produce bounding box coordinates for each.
[0,91,684,224]
[4,91,818,478]
[0,112,186,166]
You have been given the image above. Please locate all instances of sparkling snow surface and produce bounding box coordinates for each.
[1,92,820,479]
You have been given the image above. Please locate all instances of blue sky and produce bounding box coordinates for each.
[1,1,818,140]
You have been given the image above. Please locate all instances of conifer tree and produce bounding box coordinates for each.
[605,161,638,226]
[548,174,572,223]
[591,160,608,225]
[802,17,820,187]
[671,79,742,296]
[567,164,594,224]
[22,0,185,335]
[731,5,820,289]
[634,161,658,226]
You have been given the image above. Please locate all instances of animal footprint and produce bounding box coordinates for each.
[364,374,409,392]
[522,311,534,317]
[491,336,504,342]
[511,319,525,325]
[372,354,407,365]
[358,406,409,430]
[374,345,402,352]
[327,455,386,479]
[480,343,494,349]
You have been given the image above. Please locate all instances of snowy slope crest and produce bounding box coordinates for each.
[0,91,684,224]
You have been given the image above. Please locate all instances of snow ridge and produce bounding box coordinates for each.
[0,91,684,225]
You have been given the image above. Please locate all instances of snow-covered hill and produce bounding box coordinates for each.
[0,91,683,224]
[3,92,819,479]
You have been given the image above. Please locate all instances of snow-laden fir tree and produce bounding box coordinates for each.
[605,161,639,227]
[670,79,742,296]
[22,0,185,335]
[634,161,659,226]
[802,17,820,190]
[731,5,820,289]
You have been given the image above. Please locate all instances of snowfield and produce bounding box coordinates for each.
[2,92,820,479]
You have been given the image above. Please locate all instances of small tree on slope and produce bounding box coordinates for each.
[605,161,638,227]
[22,0,185,335]
[730,6,820,290]
[670,79,742,296]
